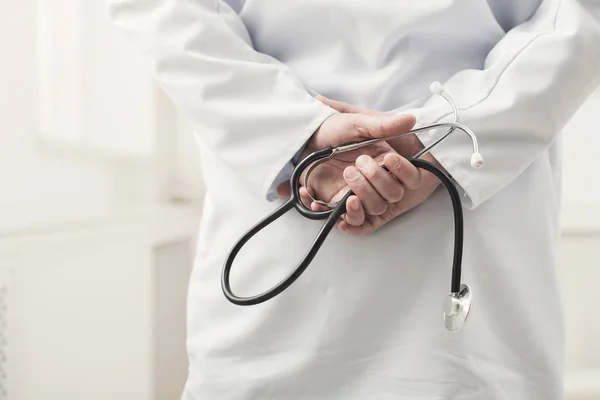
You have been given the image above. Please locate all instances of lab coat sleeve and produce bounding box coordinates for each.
[106,0,337,201]
[411,0,600,209]
[265,138,311,198]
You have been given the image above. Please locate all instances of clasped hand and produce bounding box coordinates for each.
[277,96,443,235]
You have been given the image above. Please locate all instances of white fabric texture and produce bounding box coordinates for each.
[107,0,600,398]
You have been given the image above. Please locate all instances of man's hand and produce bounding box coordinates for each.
[300,113,423,216]
[314,97,444,235]
[277,95,443,235]
[277,106,419,216]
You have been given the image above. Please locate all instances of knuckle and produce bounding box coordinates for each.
[370,201,388,216]
[411,170,424,189]
[364,166,379,180]
[351,122,371,138]
[377,120,387,137]
[388,186,405,203]
[350,217,365,227]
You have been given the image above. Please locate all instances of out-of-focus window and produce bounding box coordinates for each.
[36,0,155,160]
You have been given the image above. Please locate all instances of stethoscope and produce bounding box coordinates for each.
[222,82,484,332]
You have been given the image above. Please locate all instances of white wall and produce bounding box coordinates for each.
[1,0,144,233]
[0,2,203,398]
[0,0,203,235]
[2,205,201,400]
[562,89,600,208]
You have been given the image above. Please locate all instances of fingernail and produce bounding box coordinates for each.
[344,167,359,181]
[349,199,359,211]
[356,155,369,168]
[389,155,402,169]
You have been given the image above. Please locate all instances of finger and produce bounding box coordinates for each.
[300,187,333,212]
[355,155,405,203]
[344,195,365,227]
[343,166,388,216]
[315,95,385,116]
[311,202,330,212]
[299,187,313,208]
[349,113,417,141]
[277,182,291,198]
[338,219,374,235]
[314,112,416,150]
[383,153,423,190]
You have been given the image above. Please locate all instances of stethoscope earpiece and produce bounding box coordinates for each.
[429,81,445,95]
[471,152,484,169]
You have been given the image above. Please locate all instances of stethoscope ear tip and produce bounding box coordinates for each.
[470,153,484,169]
[429,81,445,95]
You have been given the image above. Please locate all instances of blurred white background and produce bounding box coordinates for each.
[0,1,599,400]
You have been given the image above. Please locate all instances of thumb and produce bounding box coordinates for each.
[276,181,291,198]
[349,113,417,141]
[316,95,385,116]
[312,111,417,150]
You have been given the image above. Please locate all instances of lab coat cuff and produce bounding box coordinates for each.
[266,161,296,201]
[261,106,338,202]
[409,108,479,210]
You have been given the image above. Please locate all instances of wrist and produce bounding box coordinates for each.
[422,152,446,173]
[300,140,317,162]
[292,140,311,166]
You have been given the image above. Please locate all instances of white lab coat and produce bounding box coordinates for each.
[108,0,600,399]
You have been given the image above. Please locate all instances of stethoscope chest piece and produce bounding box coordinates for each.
[444,284,472,332]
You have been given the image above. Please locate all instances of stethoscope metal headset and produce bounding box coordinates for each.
[222,82,484,332]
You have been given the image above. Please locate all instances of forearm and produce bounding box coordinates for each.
[107,0,337,200]
[406,0,600,209]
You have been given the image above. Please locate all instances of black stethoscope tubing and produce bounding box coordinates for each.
[221,146,463,306]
